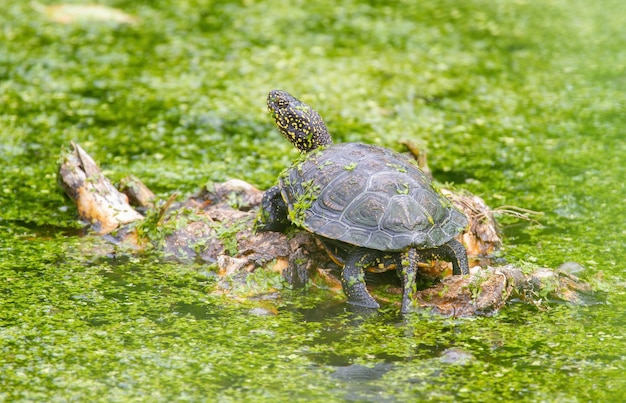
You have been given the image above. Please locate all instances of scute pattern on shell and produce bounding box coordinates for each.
[279,143,468,251]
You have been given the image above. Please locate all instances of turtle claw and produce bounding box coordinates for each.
[342,271,380,309]
[345,292,381,310]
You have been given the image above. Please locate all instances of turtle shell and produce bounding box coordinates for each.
[279,143,467,251]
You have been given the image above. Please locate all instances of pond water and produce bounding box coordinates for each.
[1,0,625,401]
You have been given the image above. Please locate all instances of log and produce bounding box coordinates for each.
[57,143,600,315]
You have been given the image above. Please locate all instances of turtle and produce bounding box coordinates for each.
[256,90,469,313]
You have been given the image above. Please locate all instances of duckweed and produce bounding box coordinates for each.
[1,0,625,401]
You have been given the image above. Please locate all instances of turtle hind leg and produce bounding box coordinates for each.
[427,238,469,275]
[341,249,380,309]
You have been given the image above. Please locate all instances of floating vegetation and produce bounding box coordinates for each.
[1,0,625,401]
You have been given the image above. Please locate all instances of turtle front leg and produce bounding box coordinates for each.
[342,249,380,309]
[396,249,419,314]
[255,185,289,233]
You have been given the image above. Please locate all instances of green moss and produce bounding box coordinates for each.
[288,179,321,226]
[387,163,408,173]
[396,182,410,195]
[210,217,249,256]
[317,160,333,170]
[132,195,186,248]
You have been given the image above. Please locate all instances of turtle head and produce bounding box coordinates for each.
[267,90,333,153]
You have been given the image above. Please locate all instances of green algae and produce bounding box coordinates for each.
[288,179,321,227]
[1,0,625,401]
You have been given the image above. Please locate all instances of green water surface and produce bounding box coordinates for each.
[1,0,625,401]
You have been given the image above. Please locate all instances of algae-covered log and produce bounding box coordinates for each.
[57,143,600,315]
[412,264,597,317]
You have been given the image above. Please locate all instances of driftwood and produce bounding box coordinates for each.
[57,143,599,316]
[58,142,143,234]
